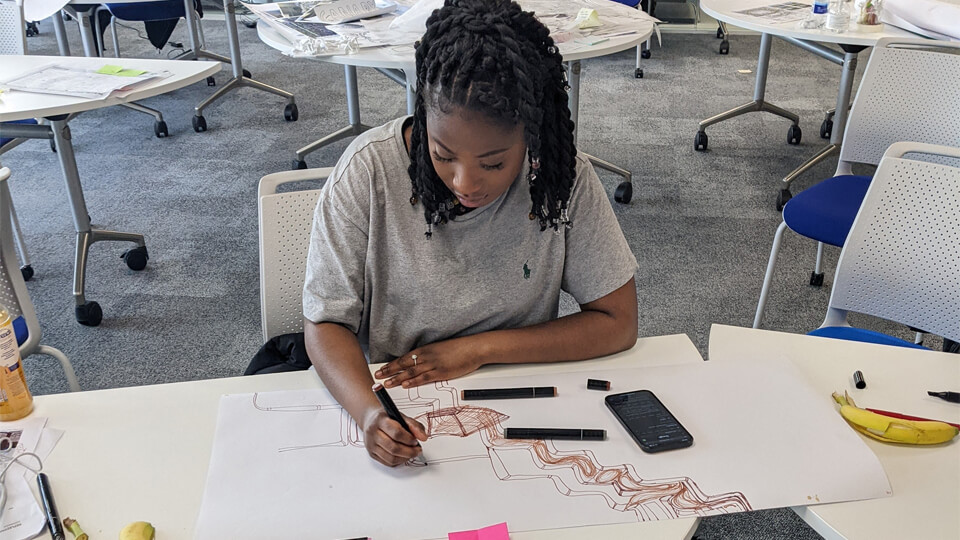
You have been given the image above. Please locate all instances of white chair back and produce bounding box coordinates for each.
[823,142,960,343]
[837,39,960,171]
[0,167,79,391]
[258,168,333,342]
[0,0,26,55]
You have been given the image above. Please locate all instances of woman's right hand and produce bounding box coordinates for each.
[360,407,428,467]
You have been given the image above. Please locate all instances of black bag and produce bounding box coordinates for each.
[245,332,311,375]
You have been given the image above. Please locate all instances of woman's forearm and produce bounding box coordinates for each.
[478,278,638,366]
[304,320,381,428]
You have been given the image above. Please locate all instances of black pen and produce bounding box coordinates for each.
[504,428,606,441]
[37,473,65,540]
[372,383,427,465]
[928,391,960,404]
[461,386,557,400]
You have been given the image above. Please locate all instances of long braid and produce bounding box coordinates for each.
[407,0,577,237]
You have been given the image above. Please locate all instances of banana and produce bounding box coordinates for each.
[832,391,959,445]
[119,521,155,540]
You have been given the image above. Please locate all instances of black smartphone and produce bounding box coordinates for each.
[605,390,693,453]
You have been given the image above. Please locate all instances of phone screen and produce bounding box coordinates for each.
[605,390,693,453]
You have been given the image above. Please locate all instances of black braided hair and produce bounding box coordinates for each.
[407,0,577,238]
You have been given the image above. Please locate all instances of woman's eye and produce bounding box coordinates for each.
[432,153,453,163]
[482,163,504,171]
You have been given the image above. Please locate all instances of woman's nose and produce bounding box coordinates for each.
[451,167,482,195]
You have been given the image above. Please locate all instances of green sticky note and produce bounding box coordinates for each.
[96,65,124,74]
[116,68,148,77]
[96,65,147,76]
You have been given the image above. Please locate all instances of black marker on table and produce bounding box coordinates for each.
[372,383,427,465]
[37,473,65,540]
[927,391,960,404]
[504,428,606,441]
[461,386,557,400]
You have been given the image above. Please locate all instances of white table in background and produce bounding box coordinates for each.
[31,334,702,539]
[0,55,220,324]
[708,324,960,540]
[257,7,653,204]
[697,0,920,209]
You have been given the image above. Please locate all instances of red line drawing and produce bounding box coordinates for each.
[250,382,752,519]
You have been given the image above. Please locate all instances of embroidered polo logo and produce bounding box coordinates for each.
[523,261,531,279]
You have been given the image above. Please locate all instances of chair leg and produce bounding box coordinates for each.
[36,345,81,392]
[754,221,788,329]
[810,242,825,287]
[110,16,120,58]
[7,192,31,273]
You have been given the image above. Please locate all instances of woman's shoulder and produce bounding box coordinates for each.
[331,117,409,182]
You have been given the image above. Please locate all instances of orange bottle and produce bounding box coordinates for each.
[0,309,33,421]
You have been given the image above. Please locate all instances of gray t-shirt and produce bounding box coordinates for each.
[303,116,638,364]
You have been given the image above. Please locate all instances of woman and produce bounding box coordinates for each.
[303,0,639,466]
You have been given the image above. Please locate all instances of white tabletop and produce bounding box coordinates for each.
[708,324,960,540]
[0,55,221,122]
[256,5,653,70]
[32,334,703,540]
[700,0,921,46]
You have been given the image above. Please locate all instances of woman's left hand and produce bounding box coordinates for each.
[375,335,489,388]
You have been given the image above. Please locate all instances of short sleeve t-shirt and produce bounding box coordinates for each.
[303,116,638,364]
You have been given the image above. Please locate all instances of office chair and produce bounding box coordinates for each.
[258,167,333,342]
[0,168,80,392]
[753,37,960,329]
[1,0,39,281]
[807,142,960,349]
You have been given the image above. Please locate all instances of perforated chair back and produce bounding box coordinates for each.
[838,38,960,168]
[822,143,960,343]
[258,168,333,342]
[0,0,26,55]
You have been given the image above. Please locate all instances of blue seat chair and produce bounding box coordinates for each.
[753,37,960,330]
[807,142,960,349]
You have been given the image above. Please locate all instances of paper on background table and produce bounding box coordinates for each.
[0,417,51,540]
[448,522,509,540]
[195,358,890,540]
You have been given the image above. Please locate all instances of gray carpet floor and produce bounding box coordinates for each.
[9,13,928,538]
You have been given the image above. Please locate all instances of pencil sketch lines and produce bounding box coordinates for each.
[249,383,752,519]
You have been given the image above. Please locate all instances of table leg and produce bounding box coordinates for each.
[48,118,146,326]
[61,5,99,57]
[696,33,800,151]
[180,0,231,64]
[291,65,371,169]
[567,60,634,203]
[776,47,861,207]
[193,0,297,131]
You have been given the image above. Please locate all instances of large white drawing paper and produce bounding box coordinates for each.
[195,358,890,539]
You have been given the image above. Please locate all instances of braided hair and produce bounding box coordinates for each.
[407,0,577,238]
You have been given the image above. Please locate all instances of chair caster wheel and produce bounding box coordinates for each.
[154,120,169,138]
[614,182,633,204]
[809,272,824,287]
[716,27,724,38]
[293,159,308,170]
[193,115,207,133]
[719,40,729,55]
[20,265,33,282]
[787,124,802,145]
[776,188,792,211]
[284,103,299,122]
[819,118,832,140]
[694,131,708,151]
[242,69,252,78]
[206,76,216,86]
[640,49,651,60]
[76,301,103,327]
[634,68,643,79]
[122,246,149,271]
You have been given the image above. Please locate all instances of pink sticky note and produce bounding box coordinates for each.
[448,522,509,540]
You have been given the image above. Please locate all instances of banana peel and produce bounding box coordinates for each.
[119,521,155,540]
[832,391,959,445]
